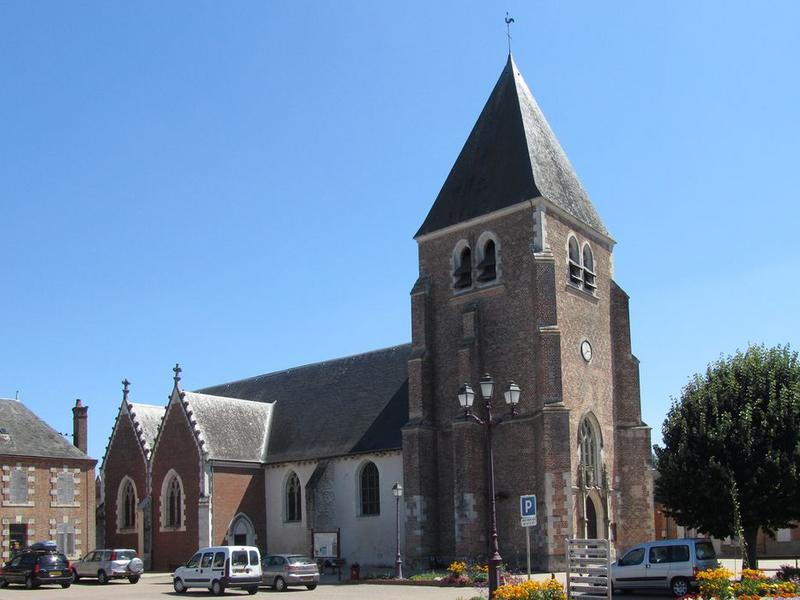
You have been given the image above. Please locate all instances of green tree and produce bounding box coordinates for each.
[654,344,800,568]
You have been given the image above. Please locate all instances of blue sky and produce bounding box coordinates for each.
[1,1,798,463]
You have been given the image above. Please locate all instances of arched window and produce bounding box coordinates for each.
[579,417,600,488]
[568,236,582,286]
[582,244,596,293]
[123,480,136,529]
[286,472,302,522]
[359,462,380,516]
[453,245,472,289]
[160,470,184,530]
[477,238,497,283]
[168,477,181,527]
[117,477,137,531]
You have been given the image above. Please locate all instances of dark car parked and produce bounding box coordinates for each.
[0,547,72,589]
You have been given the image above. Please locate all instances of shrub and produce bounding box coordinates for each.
[777,565,800,583]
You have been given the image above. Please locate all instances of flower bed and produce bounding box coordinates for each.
[494,577,566,600]
[681,567,800,600]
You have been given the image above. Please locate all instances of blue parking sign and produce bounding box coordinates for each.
[520,495,536,518]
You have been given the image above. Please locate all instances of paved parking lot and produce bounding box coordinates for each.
[0,574,489,599]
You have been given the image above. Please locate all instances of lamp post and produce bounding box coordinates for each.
[457,374,521,600]
[392,482,403,579]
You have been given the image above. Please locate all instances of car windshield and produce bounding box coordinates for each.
[39,554,68,568]
[288,556,313,565]
[115,550,136,561]
[695,541,716,560]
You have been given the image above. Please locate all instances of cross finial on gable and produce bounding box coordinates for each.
[122,378,131,402]
[173,363,182,386]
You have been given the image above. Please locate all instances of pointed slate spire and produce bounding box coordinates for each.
[416,55,608,238]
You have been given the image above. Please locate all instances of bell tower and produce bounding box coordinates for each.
[402,55,654,570]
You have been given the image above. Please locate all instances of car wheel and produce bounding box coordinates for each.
[274,576,287,592]
[211,579,225,596]
[671,577,690,597]
[173,578,187,594]
[98,570,109,584]
[247,585,258,595]
[61,582,71,589]
[306,583,317,590]
[128,574,140,584]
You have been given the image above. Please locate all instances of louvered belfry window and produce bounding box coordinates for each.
[477,239,497,282]
[568,236,582,285]
[582,244,596,293]
[360,462,380,516]
[453,247,472,289]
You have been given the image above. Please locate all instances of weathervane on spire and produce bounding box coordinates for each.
[505,12,515,55]
[173,363,182,386]
[122,378,130,402]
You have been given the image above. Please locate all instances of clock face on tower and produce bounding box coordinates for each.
[581,340,593,363]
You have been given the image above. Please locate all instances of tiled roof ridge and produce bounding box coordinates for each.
[126,402,164,461]
[197,342,411,391]
[178,391,209,459]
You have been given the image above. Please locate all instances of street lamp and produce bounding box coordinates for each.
[392,482,403,579]
[457,374,521,599]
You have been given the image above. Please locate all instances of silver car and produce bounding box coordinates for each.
[261,554,319,591]
[71,549,144,584]
[611,538,719,597]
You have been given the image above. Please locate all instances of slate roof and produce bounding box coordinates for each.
[0,398,93,461]
[179,392,273,463]
[197,344,411,464]
[126,402,165,460]
[416,54,608,238]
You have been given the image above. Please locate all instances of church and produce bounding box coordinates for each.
[100,54,654,572]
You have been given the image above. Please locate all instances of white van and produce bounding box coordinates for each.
[173,546,261,596]
[611,538,719,596]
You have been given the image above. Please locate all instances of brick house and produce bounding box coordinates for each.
[101,54,654,571]
[0,398,97,560]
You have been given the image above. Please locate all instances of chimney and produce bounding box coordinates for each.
[72,399,88,454]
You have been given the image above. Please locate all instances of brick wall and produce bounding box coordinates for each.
[103,410,148,553]
[0,456,95,560]
[210,466,265,550]
[150,397,201,571]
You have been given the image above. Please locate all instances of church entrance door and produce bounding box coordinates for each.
[586,496,598,539]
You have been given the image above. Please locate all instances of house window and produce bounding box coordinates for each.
[582,244,596,293]
[10,469,28,504]
[477,238,497,283]
[9,523,27,551]
[56,523,75,556]
[359,462,380,516]
[56,472,74,505]
[119,478,137,530]
[453,245,472,289]
[579,417,600,488]
[286,472,302,522]
[167,476,182,528]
